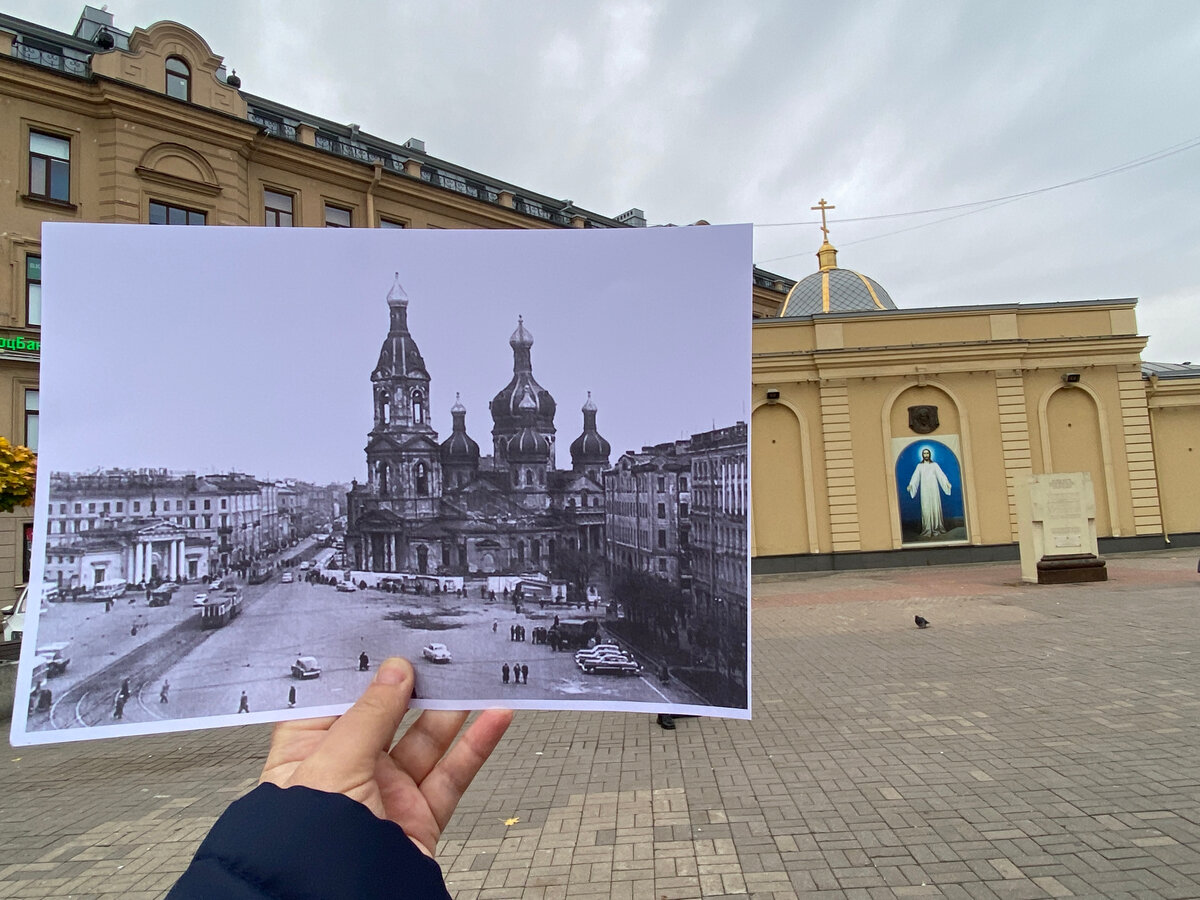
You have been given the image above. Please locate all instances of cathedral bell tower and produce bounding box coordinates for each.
[363,273,441,519]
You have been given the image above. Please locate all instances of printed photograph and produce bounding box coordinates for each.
[12,222,751,745]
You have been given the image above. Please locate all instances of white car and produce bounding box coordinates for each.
[421,643,452,663]
[335,581,358,593]
[281,572,294,584]
[191,591,209,606]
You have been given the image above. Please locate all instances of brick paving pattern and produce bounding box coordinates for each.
[3,551,1199,898]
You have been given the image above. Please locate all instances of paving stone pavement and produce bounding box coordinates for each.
[3,551,1200,899]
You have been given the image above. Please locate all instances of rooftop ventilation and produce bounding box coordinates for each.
[615,208,646,227]
[403,137,426,154]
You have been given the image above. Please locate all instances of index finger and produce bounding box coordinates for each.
[317,657,415,769]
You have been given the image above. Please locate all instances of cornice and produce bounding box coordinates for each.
[753,335,1150,380]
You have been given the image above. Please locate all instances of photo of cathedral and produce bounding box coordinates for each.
[346,275,610,577]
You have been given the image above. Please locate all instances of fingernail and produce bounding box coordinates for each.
[374,657,407,686]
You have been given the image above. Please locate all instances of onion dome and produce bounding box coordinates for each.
[570,392,611,468]
[507,388,550,460]
[440,393,479,465]
[510,316,533,349]
[491,315,556,434]
[373,272,426,381]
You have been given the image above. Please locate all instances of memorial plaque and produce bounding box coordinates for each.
[1015,472,1102,584]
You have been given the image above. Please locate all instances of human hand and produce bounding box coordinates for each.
[259,657,513,857]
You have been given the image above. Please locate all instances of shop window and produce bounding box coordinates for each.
[165,56,190,101]
[24,389,38,451]
[324,204,351,227]
[29,131,70,202]
[264,189,294,226]
[26,255,41,327]
[149,200,206,225]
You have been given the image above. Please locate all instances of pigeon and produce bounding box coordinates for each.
[914,615,930,629]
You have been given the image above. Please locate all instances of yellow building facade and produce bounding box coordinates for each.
[751,240,1200,572]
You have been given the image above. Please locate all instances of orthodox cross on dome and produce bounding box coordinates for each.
[811,199,835,242]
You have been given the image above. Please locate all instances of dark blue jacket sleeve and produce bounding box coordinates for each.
[167,783,452,899]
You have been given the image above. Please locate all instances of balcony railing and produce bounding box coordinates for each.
[248,111,297,141]
[11,42,89,77]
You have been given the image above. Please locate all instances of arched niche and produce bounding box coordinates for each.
[880,381,980,549]
[750,397,819,556]
[1037,382,1119,536]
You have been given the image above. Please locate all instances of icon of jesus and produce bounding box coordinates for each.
[906,447,953,537]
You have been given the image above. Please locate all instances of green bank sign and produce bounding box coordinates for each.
[0,334,40,354]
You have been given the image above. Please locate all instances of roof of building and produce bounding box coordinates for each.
[779,241,896,317]
[1142,360,1200,380]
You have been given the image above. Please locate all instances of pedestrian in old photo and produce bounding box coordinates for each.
[492,620,498,633]
[120,678,130,700]
[501,663,510,684]
[113,692,127,719]
[513,661,521,684]
[160,680,170,703]
[288,685,296,708]
[238,691,250,713]
[521,663,529,685]
[359,651,370,671]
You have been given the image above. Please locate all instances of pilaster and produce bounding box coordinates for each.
[995,371,1033,538]
[1117,365,1163,534]
[819,379,859,551]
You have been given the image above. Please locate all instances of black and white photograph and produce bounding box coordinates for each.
[11,222,751,745]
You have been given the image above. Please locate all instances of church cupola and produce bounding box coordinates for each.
[506,386,551,510]
[570,391,611,480]
[440,392,480,488]
[371,272,434,435]
[490,315,557,467]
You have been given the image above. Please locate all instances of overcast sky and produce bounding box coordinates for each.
[15,1,1200,363]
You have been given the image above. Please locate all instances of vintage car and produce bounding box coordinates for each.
[291,656,321,679]
[191,591,209,606]
[583,657,642,676]
[148,585,173,607]
[335,581,358,593]
[35,642,71,676]
[421,643,452,663]
[281,571,295,584]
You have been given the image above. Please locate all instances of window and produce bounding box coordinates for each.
[26,255,41,327]
[204,499,211,510]
[116,502,124,512]
[380,218,406,229]
[22,523,32,584]
[264,189,294,226]
[657,529,667,549]
[24,390,38,451]
[657,502,666,519]
[324,204,351,228]
[149,200,206,225]
[679,502,689,517]
[29,131,71,203]
[657,477,665,492]
[165,56,190,101]
[679,476,688,491]
[220,498,227,510]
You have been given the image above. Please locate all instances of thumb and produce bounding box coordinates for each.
[321,657,414,765]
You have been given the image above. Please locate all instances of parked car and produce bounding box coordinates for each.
[281,571,294,584]
[574,642,621,662]
[2,584,28,641]
[421,643,452,663]
[584,658,642,676]
[191,591,209,606]
[335,581,357,593]
[35,642,71,676]
[291,656,321,679]
[209,578,223,591]
[298,561,313,571]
